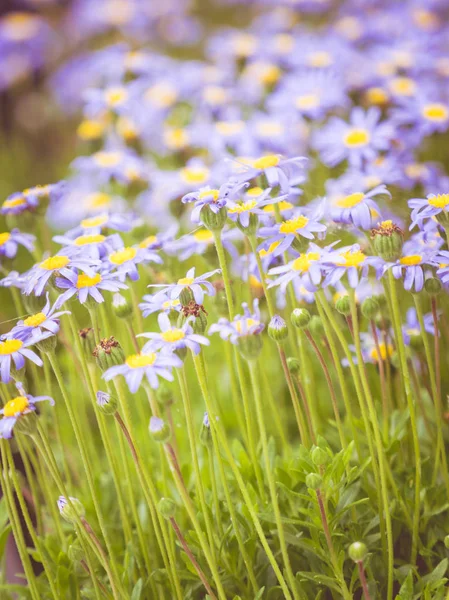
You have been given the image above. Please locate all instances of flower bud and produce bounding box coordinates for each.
[424,277,442,296]
[237,334,263,360]
[96,391,118,415]
[149,416,171,443]
[361,297,379,320]
[291,308,311,329]
[68,541,85,562]
[371,221,403,261]
[158,497,176,520]
[156,383,173,407]
[311,447,330,467]
[57,496,85,524]
[177,302,208,334]
[93,337,125,371]
[308,315,324,337]
[112,293,133,320]
[79,328,96,356]
[444,535,449,549]
[348,541,368,563]
[305,473,322,490]
[200,412,212,446]
[335,295,350,316]
[287,357,300,375]
[268,315,288,342]
[237,214,259,236]
[201,205,227,231]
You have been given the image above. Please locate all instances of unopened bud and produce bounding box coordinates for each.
[96,391,117,415]
[158,497,176,520]
[57,496,85,524]
[112,293,133,320]
[200,412,212,446]
[444,535,449,549]
[361,297,379,320]
[424,277,442,296]
[156,383,173,406]
[37,334,58,354]
[287,357,300,374]
[68,541,85,562]
[371,221,403,261]
[308,315,324,337]
[201,205,227,231]
[335,295,350,316]
[268,315,288,342]
[311,447,330,467]
[305,473,322,490]
[149,416,171,443]
[177,302,208,334]
[237,335,263,360]
[291,308,311,329]
[348,541,368,562]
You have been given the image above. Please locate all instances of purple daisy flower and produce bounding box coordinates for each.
[435,250,449,285]
[24,250,100,296]
[259,208,327,256]
[148,267,219,304]
[0,385,54,439]
[0,331,46,383]
[389,252,437,292]
[268,244,327,293]
[0,229,35,260]
[54,269,128,306]
[402,307,436,345]
[209,299,265,344]
[139,292,182,318]
[11,295,69,339]
[182,181,247,224]
[330,184,391,230]
[409,193,449,229]
[139,313,209,356]
[313,107,394,168]
[104,239,162,282]
[102,350,182,393]
[231,154,307,194]
[322,244,379,289]
[52,231,118,260]
[227,187,286,229]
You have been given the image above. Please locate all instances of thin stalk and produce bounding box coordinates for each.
[357,560,372,600]
[385,271,421,566]
[248,235,275,316]
[278,345,309,445]
[370,321,389,441]
[213,230,235,318]
[249,359,301,600]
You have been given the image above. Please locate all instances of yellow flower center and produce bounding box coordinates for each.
[104,86,128,107]
[422,103,448,122]
[389,77,416,96]
[145,83,178,107]
[126,353,157,369]
[307,51,333,68]
[116,116,138,140]
[399,255,422,266]
[161,329,185,343]
[228,200,257,214]
[198,189,219,201]
[77,120,106,140]
[81,215,109,229]
[235,318,258,333]
[177,277,194,285]
[93,152,121,167]
[164,128,188,149]
[253,155,280,169]
[3,197,26,209]
[23,312,47,327]
[3,396,29,417]
[215,121,245,136]
[86,192,111,209]
[162,299,180,310]
[295,94,320,110]
[365,87,389,105]
[428,194,449,208]
[337,250,366,268]
[139,235,158,249]
[0,232,11,246]
[249,275,263,289]
[292,252,320,272]
[74,234,106,246]
[232,33,256,57]
[370,343,394,362]
[246,187,263,197]
[279,215,309,234]
[77,273,102,289]
[336,192,365,208]
[2,13,40,41]
[203,85,227,105]
[259,241,281,257]
[180,167,210,185]
[263,200,294,213]
[40,255,70,271]
[109,247,137,265]
[344,128,371,148]
[0,339,23,356]
[193,230,214,242]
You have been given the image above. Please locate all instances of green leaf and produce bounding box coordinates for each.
[131,578,143,600]
[395,571,413,599]
[0,524,12,560]
[254,587,265,599]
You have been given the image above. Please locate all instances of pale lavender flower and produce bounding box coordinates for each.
[139,313,209,355]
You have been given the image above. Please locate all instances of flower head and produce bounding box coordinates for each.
[0,384,53,439]
[139,313,209,356]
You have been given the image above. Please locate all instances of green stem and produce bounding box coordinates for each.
[213,230,235,318]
